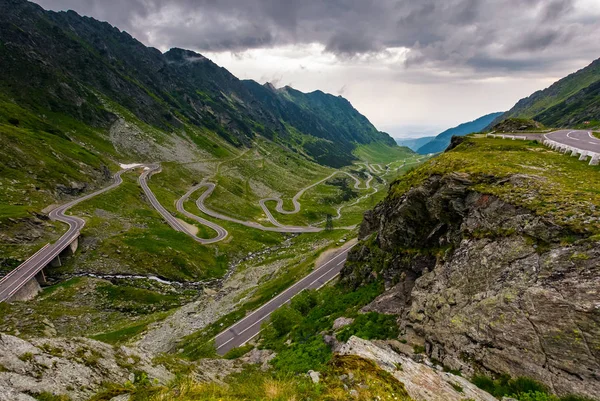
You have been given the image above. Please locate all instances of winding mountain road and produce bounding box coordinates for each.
[182,170,374,234]
[190,182,320,233]
[2,153,422,305]
[139,165,231,243]
[0,169,131,302]
[177,186,229,244]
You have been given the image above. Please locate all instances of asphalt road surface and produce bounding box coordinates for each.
[0,169,130,302]
[545,130,600,153]
[139,165,233,243]
[187,170,374,234]
[214,240,357,354]
[191,182,321,233]
[177,185,229,244]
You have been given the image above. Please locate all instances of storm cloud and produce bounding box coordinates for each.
[32,0,600,131]
[34,0,600,74]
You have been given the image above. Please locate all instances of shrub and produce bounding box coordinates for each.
[470,374,591,401]
[412,345,425,354]
[518,392,559,401]
[270,305,302,338]
[270,337,332,374]
[223,344,254,360]
[336,312,399,342]
[450,382,464,393]
[35,393,72,401]
[18,352,34,362]
[559,396,597,401]
[290,290,318,315]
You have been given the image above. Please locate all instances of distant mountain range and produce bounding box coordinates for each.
[395,136,436,151]
[415,112,504,154]
[0,0,403,169]
[489,57,600,129]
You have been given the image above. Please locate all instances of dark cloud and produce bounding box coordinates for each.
[35,0,600,75]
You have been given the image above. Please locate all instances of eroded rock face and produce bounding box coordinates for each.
[0,334,173,401]
[342,174,600,398]
[339,336,497,401]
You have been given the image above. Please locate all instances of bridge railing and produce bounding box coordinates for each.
[0,232,81,302]
[0,243,50,284]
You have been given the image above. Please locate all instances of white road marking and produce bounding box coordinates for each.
[216,250,352,351]
[214,244,355,341]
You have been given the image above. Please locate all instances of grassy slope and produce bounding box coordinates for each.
[0,276,193,343]
[391,135,600,234]
[509,60,600,120]
[94,354,413,401]
[354,142,415,164]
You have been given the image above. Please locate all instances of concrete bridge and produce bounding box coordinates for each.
[0,169,130,303]
[0,237,80,302]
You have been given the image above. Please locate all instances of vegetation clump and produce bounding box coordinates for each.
[390,136,600,234]
[471,375,595,401]
[492,118,545,132]
[259,282,391,374]
[336,312,399,342]
[91,355,412,401]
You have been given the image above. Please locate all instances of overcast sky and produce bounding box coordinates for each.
[35,0,600,137]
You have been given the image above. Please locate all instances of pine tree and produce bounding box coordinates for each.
[325,214,333,231]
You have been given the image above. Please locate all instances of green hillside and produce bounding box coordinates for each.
[417,112,503,154]
[0,0,415,280]
[491,57,600,128]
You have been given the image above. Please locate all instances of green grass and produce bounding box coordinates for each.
[390,136,600,234]
[509,61,600,120]
[354,142,415,164]
[222,344,254,360]
[66,171,227,281]
[94,355,413,401]
[259,282,385,374]
[0,98,117,212]
[34,392,72,401]
[90,311,172,345]
[336,312,399,342]
[0,277,187,343]
[471,375,595,401]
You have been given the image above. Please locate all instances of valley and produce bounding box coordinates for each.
[1,0,600,400]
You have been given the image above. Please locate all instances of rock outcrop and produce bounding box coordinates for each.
[339,336,497,401]
[342,173,600,398]
[0,333,173,401]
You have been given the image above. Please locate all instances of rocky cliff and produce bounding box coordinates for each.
[342,142,600,398]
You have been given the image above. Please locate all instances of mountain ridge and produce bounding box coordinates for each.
[395,136,436,151]
[416,112,503,154]
[489,57,600,128]
[0,0,405,168]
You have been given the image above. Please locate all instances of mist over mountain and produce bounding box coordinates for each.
[395,136,436,151]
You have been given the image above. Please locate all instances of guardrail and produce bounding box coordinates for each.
[486,132,600,166]
[0,244,50,285]
[542,138,600,166]
[486,133,528,141]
